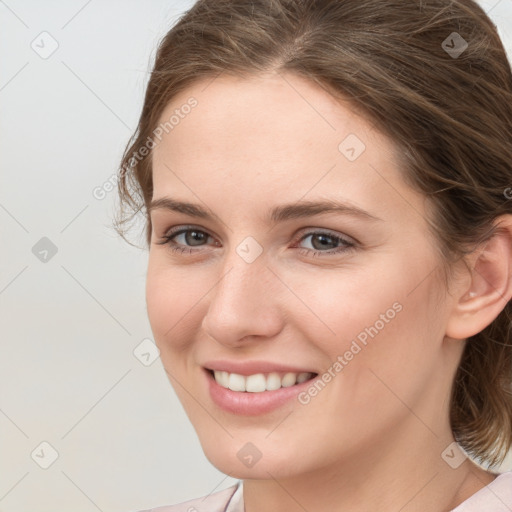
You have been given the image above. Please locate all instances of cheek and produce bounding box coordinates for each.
[279,264,407,352]
[145,259,204,354]
[294,261,444,387]
[323,275,445,424]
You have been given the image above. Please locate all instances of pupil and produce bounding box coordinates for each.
[187,230,206,246]
[313,234,336,250]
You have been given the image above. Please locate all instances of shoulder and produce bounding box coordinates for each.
[134,482,242,512]
[451,471,512,511]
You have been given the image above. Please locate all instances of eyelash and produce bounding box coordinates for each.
[156,225,357,258]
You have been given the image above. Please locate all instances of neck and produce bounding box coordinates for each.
[242,420,496,512]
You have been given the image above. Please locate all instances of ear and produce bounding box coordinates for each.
[446,215,512,340]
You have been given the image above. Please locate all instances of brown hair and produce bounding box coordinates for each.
[115,0,512,468]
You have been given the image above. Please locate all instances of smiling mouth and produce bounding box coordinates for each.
[206,368,318,393]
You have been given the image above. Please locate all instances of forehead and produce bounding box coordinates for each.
[155,71,379,157]
[150,72,425,226]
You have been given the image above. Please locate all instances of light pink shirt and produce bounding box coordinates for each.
[139,471,512,512]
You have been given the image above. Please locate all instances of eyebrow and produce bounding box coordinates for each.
[148,197,382,224]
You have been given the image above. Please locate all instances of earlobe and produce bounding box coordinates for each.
[446,215,512,340]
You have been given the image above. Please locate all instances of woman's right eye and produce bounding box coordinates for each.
[156,226,219,254]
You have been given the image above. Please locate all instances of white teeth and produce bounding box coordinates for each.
[296,372,310,383]
[281,372,297,387]
[266,372,282,391]
[213,370,314,392]
[216,371,229,388]
[245,373,266,392]
[228,372,246,392]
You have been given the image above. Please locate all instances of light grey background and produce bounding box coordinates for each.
[1,1,511,511]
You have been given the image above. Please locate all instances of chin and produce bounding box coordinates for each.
[199,436,311,480]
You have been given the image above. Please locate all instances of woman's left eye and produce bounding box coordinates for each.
[156,226,356,257]
[294,231,356,257]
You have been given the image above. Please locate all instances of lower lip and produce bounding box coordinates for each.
[204,368,317,416]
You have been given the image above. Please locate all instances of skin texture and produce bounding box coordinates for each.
[146,71,510,512]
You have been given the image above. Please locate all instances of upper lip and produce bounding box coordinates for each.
[202,359,317,376]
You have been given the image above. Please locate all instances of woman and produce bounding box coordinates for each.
[116,0,512,510]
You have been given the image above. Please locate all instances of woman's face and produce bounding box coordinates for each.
[146,72,463,478]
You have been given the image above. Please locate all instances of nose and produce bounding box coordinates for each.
[201,250,285,347]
